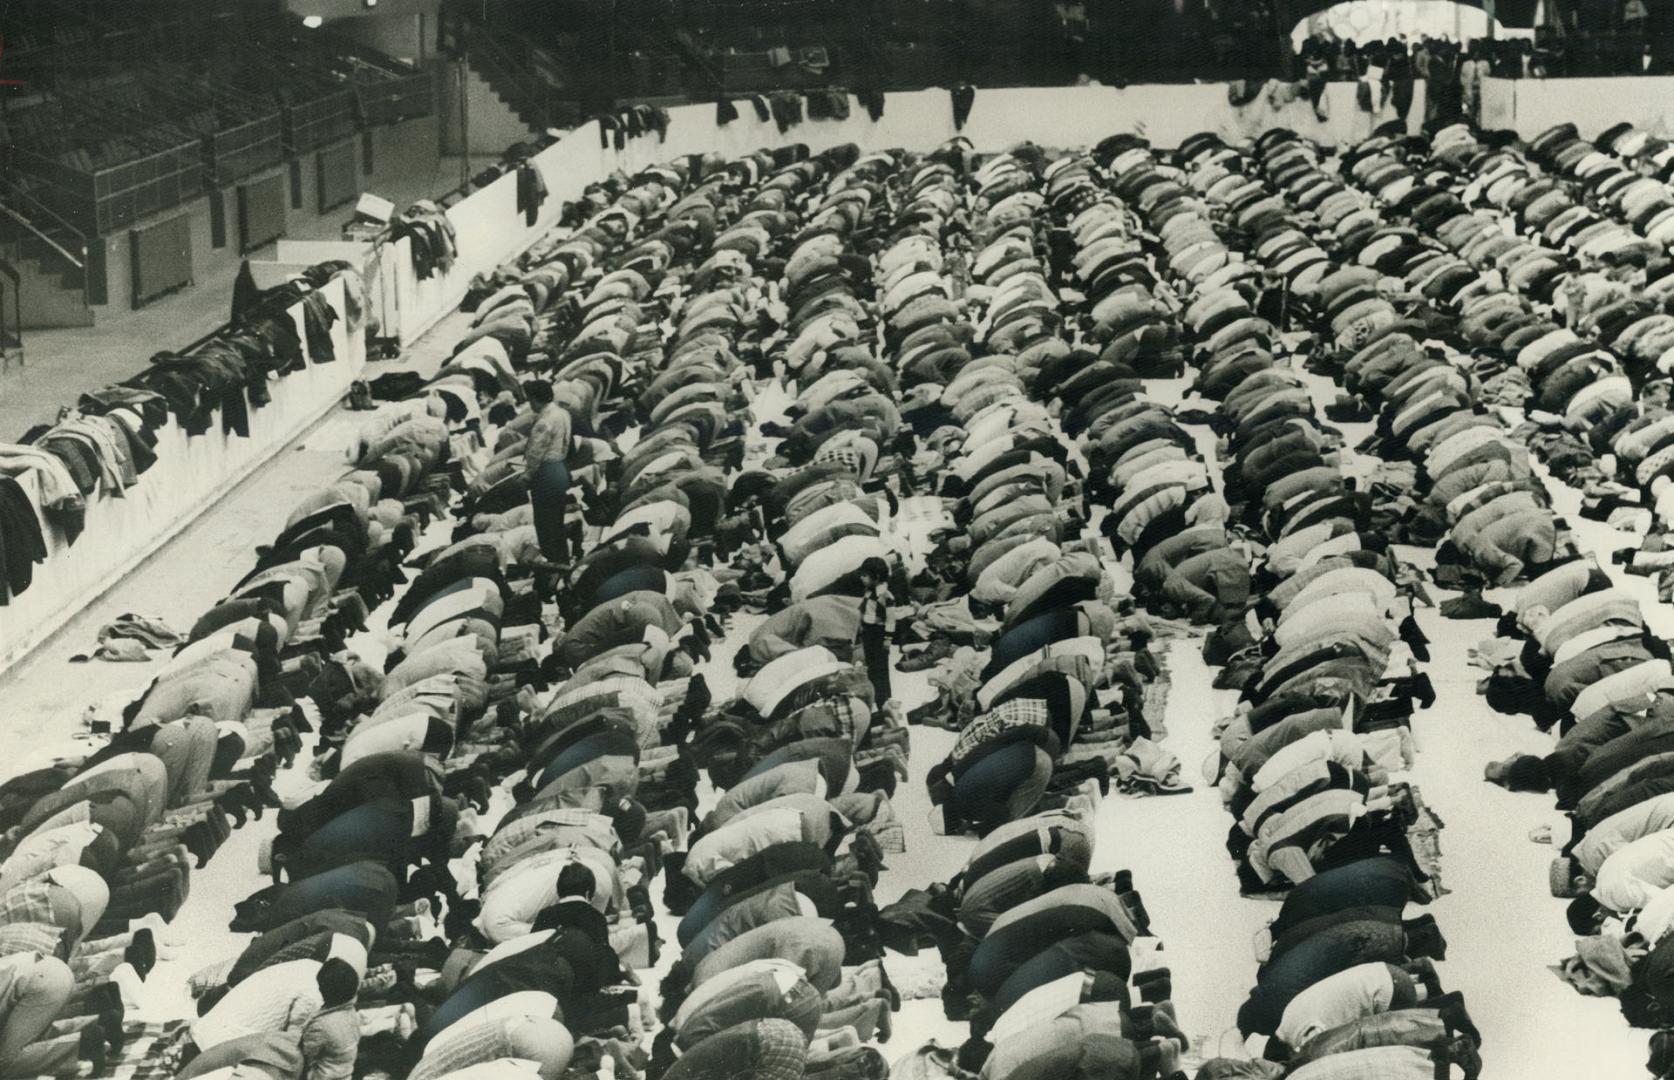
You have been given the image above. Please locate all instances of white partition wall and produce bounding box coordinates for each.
[0,278,364,670]
[648,84,1425,162]
[1481,76,1674,138]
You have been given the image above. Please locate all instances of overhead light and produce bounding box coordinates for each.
[365,0,378,7]
[303,14,324,28]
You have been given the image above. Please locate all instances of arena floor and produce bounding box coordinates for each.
[0,294,1656,1079]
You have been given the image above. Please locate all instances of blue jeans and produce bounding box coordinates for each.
[948,741,1051,834]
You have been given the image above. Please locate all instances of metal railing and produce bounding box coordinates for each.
[0,204,83,274]
[0,174,88,274]
[0,256,22,371]
[356,70,436,127]
[204,112,286,187]
[7,139,202,237]
[283,87,360,156]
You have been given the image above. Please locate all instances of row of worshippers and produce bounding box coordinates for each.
[554,146,915,1080]
[1308,117,1674,1060]
[170,363,481,1080]
[865,142,1233,1079]
[667,139,1205,1080]
[1472,122,1674,584]
[379,145,925,1080]
[1112,132,1484,1080]
[658,142,1089,1079]
[1320,117,1674,1080]
[1225,112,1674,1076]
[0,328,435,1075]
[877,124,1469,1080]
[102,174,682,1080]
[344,167,727,1080]
[1325,118,1674,1078]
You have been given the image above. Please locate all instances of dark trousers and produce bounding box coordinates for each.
[92,866,186,936]
[530,460,571,563]
[860,625,891,704]
[986,610,1076,680]
[1391,78,1414,120]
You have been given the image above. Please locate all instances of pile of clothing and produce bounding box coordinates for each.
[0,261,364,609]
[395,202,460,283]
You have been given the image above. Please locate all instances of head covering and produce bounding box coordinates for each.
[1568,894,1605,935]
[1649,1028,1674,1078]
[1550,855,1582,898]
[1483,753,1550,791]
[1572,934,1635,994]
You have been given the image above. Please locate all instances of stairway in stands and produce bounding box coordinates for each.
[0,181,93,330]
[464,26,565,134]
[461,13,724,127]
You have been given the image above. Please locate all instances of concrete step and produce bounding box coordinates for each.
[2,235,87,296]
[468,54,547,135]
[8,250,93,329]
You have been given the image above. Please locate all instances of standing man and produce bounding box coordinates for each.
[1459,39,1482,123]
[523,380,572,565]
[1624,0,1650,74]
[857,557,896,707]
[1383,39,1414,124]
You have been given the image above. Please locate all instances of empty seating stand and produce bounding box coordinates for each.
[0,3,433,252]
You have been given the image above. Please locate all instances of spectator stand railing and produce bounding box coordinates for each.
[0,255,21,371]
[7,137,203,240]
[354,69,437,128]
[281,85,361,157]
[132,66,288,189]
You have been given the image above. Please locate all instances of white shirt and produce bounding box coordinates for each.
[406,581,503,647]
[988,972,1086,1044]
[789,535,894,602]
[341,713,431,769]
[1576,793,1674,875]
[1571,659,1674,721]
[779,503,879,568]
[418,1034,553,1080]
[673,959,806,1034]
[192,960,323,1051]
[1276,962,1396,1048]
[684,808,806,887]
[1595,828,1674,913]
[1252,729,1360,794]
[976,636,1106,711]
[598,500,688,552]
[745,647,848,718]
[1554,622,1644,667]
[1636,882,1674,945]
[475,848,616,943]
